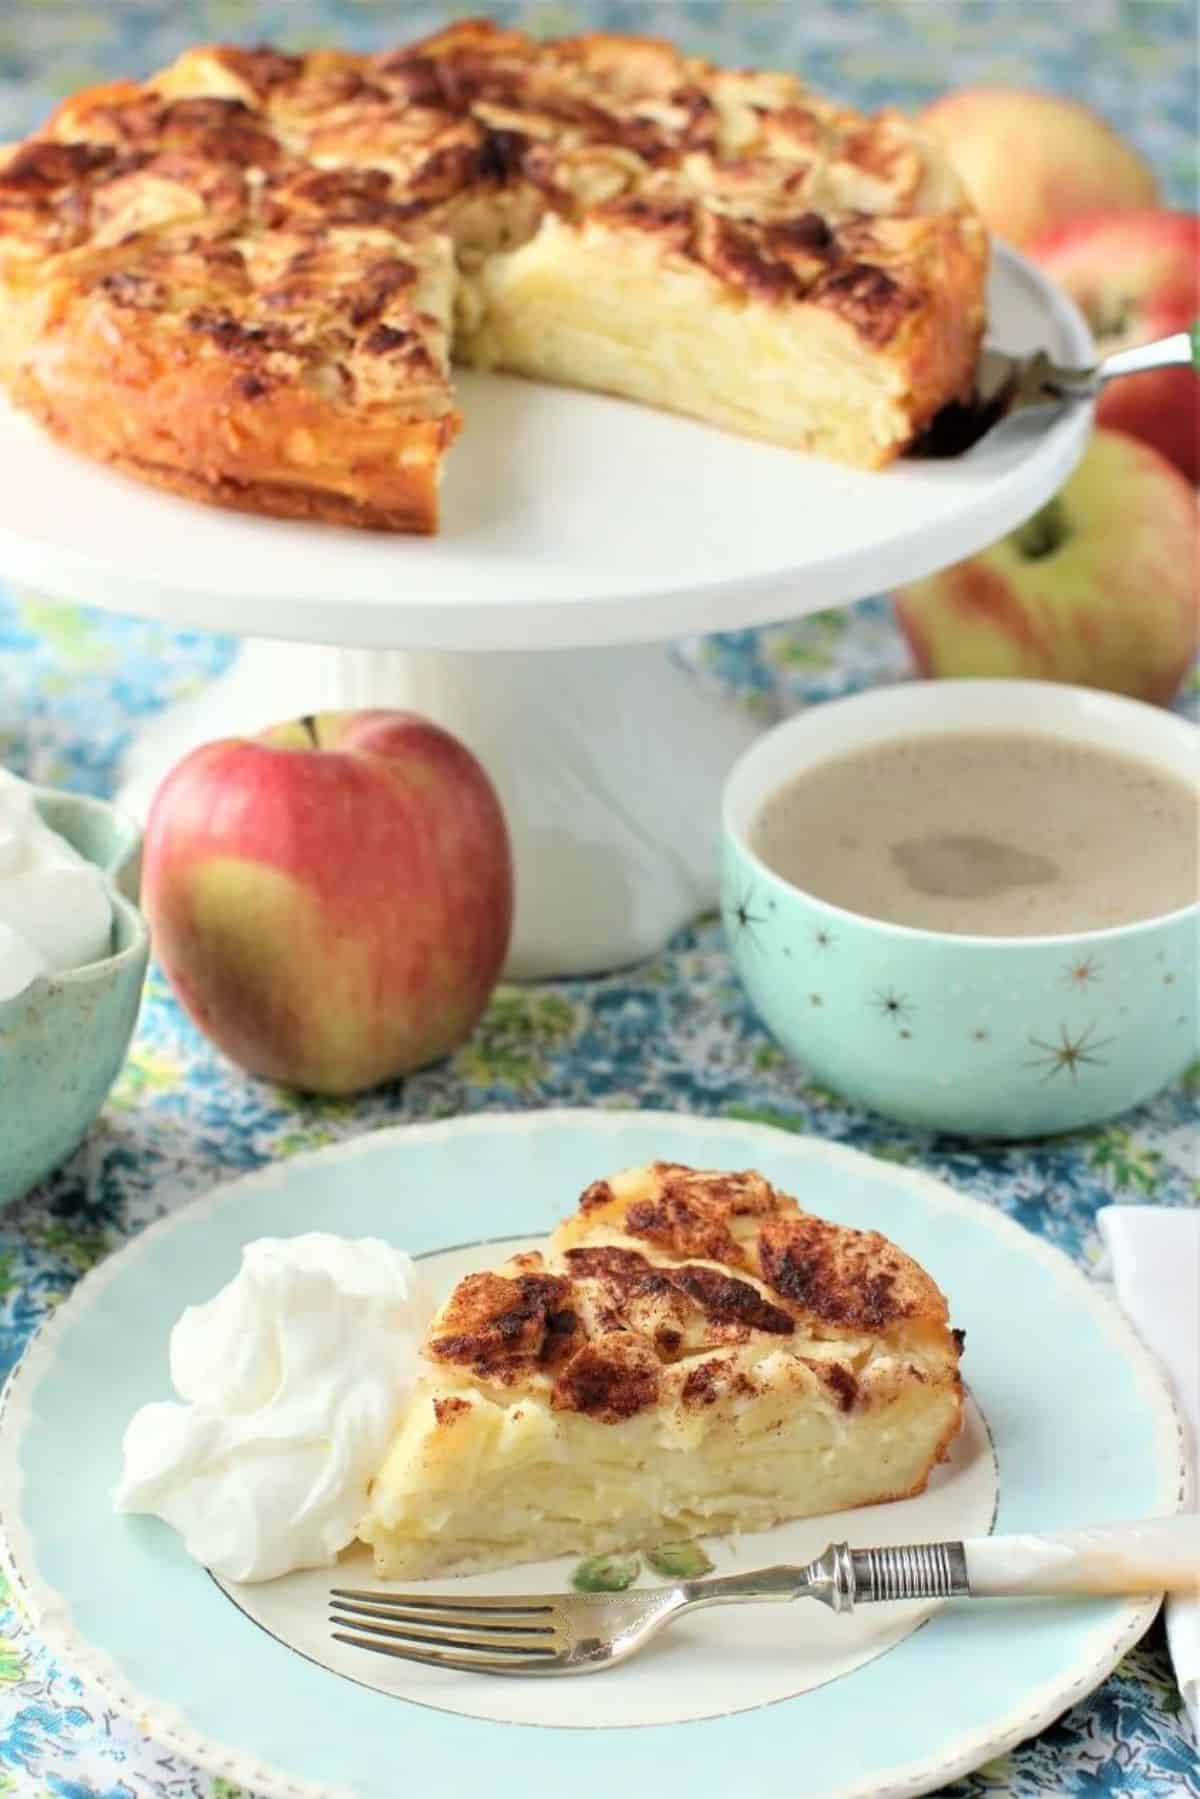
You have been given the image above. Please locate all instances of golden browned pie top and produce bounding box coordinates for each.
[0,22,987,531]
[424,1162,958,1426]
[0,20,980,368]
[0,84,463,434]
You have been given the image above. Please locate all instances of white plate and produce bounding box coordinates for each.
[223,1229,998,1733]
[0,247,1091,650]
[2,1111,1183,1799]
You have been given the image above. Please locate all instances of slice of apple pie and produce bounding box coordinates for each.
[358,1161,964,1578]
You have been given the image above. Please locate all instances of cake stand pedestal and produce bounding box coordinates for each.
[0,246,1091,978]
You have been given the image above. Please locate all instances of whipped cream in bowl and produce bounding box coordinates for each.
[115,1234,431,1583]
[0,774,148,1208]
[0,768,115,1001]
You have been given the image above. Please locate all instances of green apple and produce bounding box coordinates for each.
[894,428,1198,705]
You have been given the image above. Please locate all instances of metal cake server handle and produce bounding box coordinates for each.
[920,320,1198,454]
[980,319,1198,411]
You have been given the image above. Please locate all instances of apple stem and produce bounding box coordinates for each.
[1090,294,1132,342]
[299,713,320,749]
[1011,496,1068,561]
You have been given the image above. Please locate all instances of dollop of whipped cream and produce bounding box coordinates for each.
[0,768,113,1001]
[114,1234,429,1583]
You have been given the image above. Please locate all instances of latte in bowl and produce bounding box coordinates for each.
[722,680,1198,1138]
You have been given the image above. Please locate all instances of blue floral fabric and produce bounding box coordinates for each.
[0,2,1197,1794]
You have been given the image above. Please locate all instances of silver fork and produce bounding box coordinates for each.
[919,321,1197,454]
[331,1516,1199,1678]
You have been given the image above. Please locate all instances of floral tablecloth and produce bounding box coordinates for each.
[1,2,1197,1795]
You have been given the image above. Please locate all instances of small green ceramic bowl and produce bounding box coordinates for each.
[0,787,148,1205]
[723,680,1199,1139]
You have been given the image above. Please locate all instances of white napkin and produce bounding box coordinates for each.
[1098,1205,1200,1742]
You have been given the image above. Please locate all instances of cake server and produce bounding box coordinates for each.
[921,320,1198,454]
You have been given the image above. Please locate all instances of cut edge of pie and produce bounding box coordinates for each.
[0,23,989,533]
[357,1161,964,1579]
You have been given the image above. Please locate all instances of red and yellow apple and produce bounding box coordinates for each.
[143,710,513,1094]
[1029,210,1198,483]
[894,427,1198,704]
[917,89,1158,247]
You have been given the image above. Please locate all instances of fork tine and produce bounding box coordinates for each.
[330,1599,553,1637]
[331,1631,559,1675]
[331,1587,554,1615]
[329,1614,557,1657]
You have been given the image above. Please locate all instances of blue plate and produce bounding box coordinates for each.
[0,1112,1186,1799]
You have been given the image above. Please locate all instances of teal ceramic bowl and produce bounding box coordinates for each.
[723,680,1199,1139]
[0,787,148,1205]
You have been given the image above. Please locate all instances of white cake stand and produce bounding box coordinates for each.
[0,246,1091,977]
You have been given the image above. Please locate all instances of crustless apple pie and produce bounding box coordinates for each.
[0,21,988,532]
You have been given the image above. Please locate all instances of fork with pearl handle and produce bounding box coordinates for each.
[331,1516,1199,1678]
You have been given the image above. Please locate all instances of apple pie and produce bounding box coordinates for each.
[0,22,988,532]
[358,1161,964,1578]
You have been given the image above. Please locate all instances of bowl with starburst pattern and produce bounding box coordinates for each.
[721,680,1198,1138]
